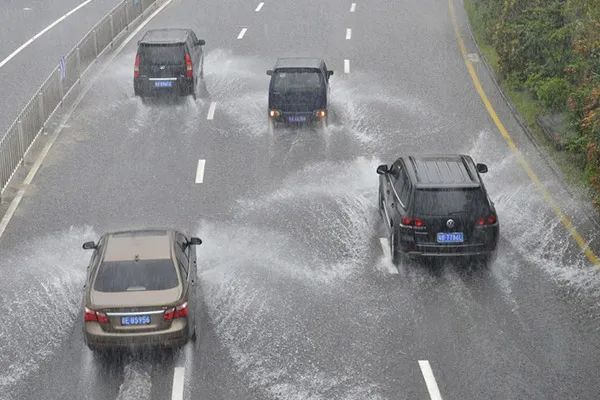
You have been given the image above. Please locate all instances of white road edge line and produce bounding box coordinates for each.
[237,28,248,40]
[195,159,206,183]
[350,2,356,12]
[344,59,350,74]
[0,0,94,69]
[207,101,217,120]
[379,238,399,274]
[255,2,264,12]
[418,360,444,400]
[379,237,391,259]
[171,366,185,400]
[0,0,174,240]
[346,28,352,40]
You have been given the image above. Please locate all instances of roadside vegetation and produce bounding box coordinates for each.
[464,0,600,205]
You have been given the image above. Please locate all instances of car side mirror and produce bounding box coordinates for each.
[266,70,273,76]
[196,39,205,46]
[188,237,202,246]
[82,241,97,250]
[328,70,334,77]
[476,163,488,174]
[376,164,389,175]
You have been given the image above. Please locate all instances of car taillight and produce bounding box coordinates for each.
[401,216,425,227]
[84,307,109,324]
[185,53,193,78]
[314,109,327,119]
[134,54,140,78]
[164,302,189,321]
[477,214,497,226]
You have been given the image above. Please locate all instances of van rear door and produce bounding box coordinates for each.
[139,44,186,79]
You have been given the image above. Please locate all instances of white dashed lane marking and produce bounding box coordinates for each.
[255,2,264,12]
[237,28,248,39]
[346,28,352,40]
[1,0,94,69]
[171,367,185,400]
[207,101,217,120]
[350,2,356,12]
[344,59,350,74]
[419,360,444,400]
[195,160,206,184]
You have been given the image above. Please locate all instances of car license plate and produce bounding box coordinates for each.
[121,315,151,325]
[437,232,464,243]
[154,81,173,88]
[288,115,306,123]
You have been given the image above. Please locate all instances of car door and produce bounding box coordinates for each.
[321,61,330,104]
[382,164,399,230]
[188,32,201,79]
[387,161,409,228]
[175,233,195,328]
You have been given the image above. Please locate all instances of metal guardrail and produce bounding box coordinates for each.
[0,0,156,199]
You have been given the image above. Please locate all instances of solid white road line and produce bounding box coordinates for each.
[171,367,185,400]
[0,0,175,240]
[237,28,248,39]
[379,237,399,274]
[255,2,264,12]
[346,28,352,40]
[379,238,391,259]
[195,160,206,183]
[344,59,350,74]
[0,0,94,69]
[350,2,356,12]
[418,360,444,400]
[207,101,217,120]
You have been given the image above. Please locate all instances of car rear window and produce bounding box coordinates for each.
[272,69,323,92]
[93,259,179,292]
[139,44,185,65]
[414,188,489,216]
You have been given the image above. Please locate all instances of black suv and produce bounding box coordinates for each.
[134,29,205,99]
[267,58,333,127]
[377,155,499,264]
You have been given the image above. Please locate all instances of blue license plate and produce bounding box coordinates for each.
[154,81,173,88]
[121,315,151,325]
[437,232,464,243]
[288,115,306,123]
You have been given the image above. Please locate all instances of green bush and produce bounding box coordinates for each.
[535,77,571,111]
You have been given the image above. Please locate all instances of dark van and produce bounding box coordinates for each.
[267,58,333,127]
[134,29,205,99]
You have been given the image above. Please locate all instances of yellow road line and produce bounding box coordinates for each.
[448,0,600,266]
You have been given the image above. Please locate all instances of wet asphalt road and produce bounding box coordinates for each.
[1,0,600,399]
[0,0,123,134]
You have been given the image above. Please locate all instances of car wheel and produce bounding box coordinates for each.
[391,228,401,266]
[191,324,197,342]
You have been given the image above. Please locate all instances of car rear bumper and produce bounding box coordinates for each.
[270,111,327,125]
[134,77,193,96]
[406,244,496,257]
[84,319,191,349]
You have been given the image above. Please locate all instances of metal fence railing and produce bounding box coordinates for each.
[0,0,158,199]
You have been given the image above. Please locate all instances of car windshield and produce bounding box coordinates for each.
[93,259,179,292]
[139,44,184,65]
[272,69,323,92]
[414,188,489,216]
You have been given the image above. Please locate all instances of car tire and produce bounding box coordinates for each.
[191,325,197,342]
[390,228,401,266]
